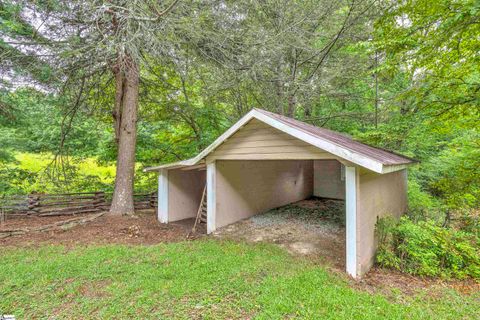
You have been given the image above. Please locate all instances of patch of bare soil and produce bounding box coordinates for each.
[356,267,480,300]
[0,209,191,247]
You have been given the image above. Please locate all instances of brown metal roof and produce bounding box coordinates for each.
[254,108,416,166]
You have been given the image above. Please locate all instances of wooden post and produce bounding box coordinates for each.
[94,191,106,211]
[345,166,358,278]
[206,160,216,234]
[27,194,40,215]
[158,169,169,223]
[149,192,156,209]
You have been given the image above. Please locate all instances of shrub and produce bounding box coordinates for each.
[376,216,480,279]
[407,178,443,223]
[454,210,480,236]
[0,152,156,194]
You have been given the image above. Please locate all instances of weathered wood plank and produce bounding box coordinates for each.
[218,138,322,150]
[213,145,329,155]
[1,191,156,218]
[230,127,280,137]
[208,153,336,160]
[39,208,101,217]
[210,117,332,160]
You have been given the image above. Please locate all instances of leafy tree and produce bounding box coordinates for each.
[1,0,188,214]
[199,0,378,118]
[370,0,480,224]
[374,0,480,125]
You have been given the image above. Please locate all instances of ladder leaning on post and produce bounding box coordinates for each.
[191,184,207,233]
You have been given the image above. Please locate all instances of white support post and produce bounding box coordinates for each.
[345,166,358,278]
[158,169,169,223]
[206,161,216,234]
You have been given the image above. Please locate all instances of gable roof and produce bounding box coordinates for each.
[144,108,416,174]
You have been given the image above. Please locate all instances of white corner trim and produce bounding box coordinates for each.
[345,166,358,278]
[158,169,169,223]
[206,161,216,234]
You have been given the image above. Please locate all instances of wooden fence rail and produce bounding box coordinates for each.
[0,191,157,219]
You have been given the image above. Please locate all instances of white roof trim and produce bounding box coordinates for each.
[252,111,383,173]
[144,109,411,174]
[144,110,257,172]
[144,159,195,172]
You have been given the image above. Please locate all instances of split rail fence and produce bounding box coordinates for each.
[0,191,157,219]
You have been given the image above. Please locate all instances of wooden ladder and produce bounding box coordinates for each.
[192,184,207,233]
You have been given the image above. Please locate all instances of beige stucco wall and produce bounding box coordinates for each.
[168,168,206,222]
[215,160,313,229]
[356,168,407,275]
[313,160,345,200]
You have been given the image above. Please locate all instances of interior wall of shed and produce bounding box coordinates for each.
[214,160,314,229]
[168,168,206,222]
[313,160,345,200]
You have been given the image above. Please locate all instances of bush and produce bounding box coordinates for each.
[454,210,480,236]
[0,152,156,195]
[407,178,443,223]
[376,216,480,279]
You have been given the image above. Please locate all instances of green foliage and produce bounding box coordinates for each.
[406,177,443,223]
[423,131,480,210]
[0,82,226,194]
[366,0,480,223]
[1,241,479,319]
[0,88,110,157]
[0,153,155,195]
[139,55,235,166]
[0,166,36,195]
[376,217,480,279]
[374,0,480,121]
[0,2,56,85]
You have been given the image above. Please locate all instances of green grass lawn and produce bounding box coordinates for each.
[1,240,478,319]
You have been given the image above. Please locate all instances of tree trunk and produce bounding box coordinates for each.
[287,95,296,117]
[109,59,139,216]
[112,66,125,144]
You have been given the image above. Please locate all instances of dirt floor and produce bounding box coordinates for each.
[1,202,478,297]
[213,198,346,269]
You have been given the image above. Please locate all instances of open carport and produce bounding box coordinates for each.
[145,108,415,278]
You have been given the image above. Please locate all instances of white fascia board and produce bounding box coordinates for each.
[144,111,256,172]
[252,110,384,173]
[143,159,196,172]
[183,110,257,164]
[380,163,411,174]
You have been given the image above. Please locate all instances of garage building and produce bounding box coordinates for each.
[145,108,416,278]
